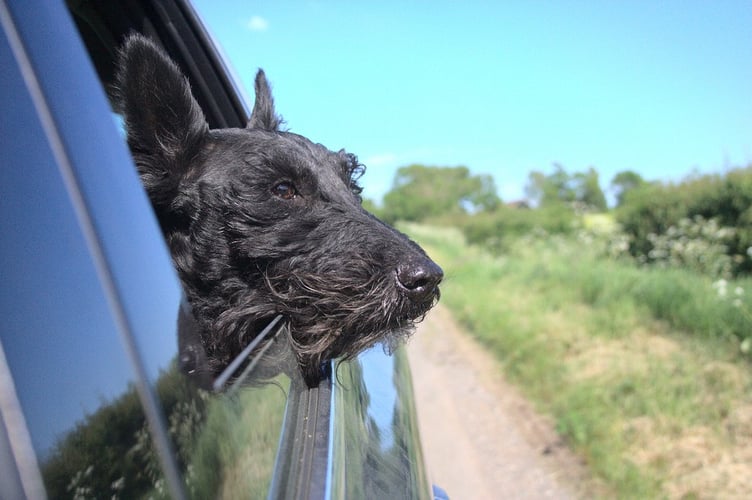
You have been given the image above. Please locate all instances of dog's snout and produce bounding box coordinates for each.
[396,259,443,301]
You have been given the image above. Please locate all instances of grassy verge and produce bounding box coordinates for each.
[405,223,752,499]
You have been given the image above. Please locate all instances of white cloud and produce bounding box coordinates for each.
[247,16,269,32]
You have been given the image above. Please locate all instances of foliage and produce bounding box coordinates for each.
[524,164,607,211]
[609,170,646,207]
[361,197,382,219]
[644,215,736,279]
[42,380,169,498]
[573,167,608,211]
[617,166,752,276]
[41,363,207,499]
[40,360,286,499]
[459,203,577,253]
[406,223,752,498]
[188,382,286,499]
[381,164,499,223]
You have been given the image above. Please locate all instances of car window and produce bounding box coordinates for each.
[60,1,302,498]
[0,1,302,498]
[0,20,171,496]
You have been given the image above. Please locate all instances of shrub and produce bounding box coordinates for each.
[460,204,577,253]
[617,166,752,276]
[645,216,736,279]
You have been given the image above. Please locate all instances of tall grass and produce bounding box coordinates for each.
[405,223,752,498]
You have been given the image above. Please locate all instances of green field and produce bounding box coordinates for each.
[405,223,752,499]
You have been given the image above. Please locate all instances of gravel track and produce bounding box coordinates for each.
[407,305,592,499]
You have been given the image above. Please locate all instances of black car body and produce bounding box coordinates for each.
[0,0,438,498]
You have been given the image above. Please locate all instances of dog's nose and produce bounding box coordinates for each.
[396,259,443,301]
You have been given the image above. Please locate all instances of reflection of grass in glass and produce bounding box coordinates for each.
[390,348,433,497]
[330,360,368,499]
[189,379,289,499]
[39,362,290,500]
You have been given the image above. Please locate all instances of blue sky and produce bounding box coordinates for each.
[192,1,752,204]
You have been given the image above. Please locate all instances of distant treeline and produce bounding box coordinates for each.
[370,163,752,277]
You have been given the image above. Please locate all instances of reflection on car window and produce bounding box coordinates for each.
[183,374,290,498]
[38,335,294,499]
[34,306,296,499]
[171,312,297,499]
[0,29,168,495]
[329,347,432,499]
[12,3,304,497]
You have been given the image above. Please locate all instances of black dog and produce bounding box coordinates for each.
[116,34,442,385]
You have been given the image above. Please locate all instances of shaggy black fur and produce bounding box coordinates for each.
[116,34,442,386]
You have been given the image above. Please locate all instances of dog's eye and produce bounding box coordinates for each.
[272,181,298,200]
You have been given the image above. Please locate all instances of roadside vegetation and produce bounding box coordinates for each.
[374,163,752,498]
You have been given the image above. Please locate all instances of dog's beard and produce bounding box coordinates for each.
[203,262,438,385]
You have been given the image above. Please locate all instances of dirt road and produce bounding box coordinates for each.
[407,305,591,500]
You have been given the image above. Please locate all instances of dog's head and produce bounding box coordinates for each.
[116,34,442,384]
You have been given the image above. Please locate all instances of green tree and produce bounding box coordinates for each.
[381,164,499,223]
[525,165,575,207]
[610,170,646,207]
[546,164,577,205]
[525,164,606,211]
[574,167,607,211]
[524,170,547,205]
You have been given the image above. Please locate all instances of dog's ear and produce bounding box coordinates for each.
[116,34,208,201]
[248,69,284,131]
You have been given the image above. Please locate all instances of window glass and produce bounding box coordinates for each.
[57,2,298,497]
[0,27,168,497]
